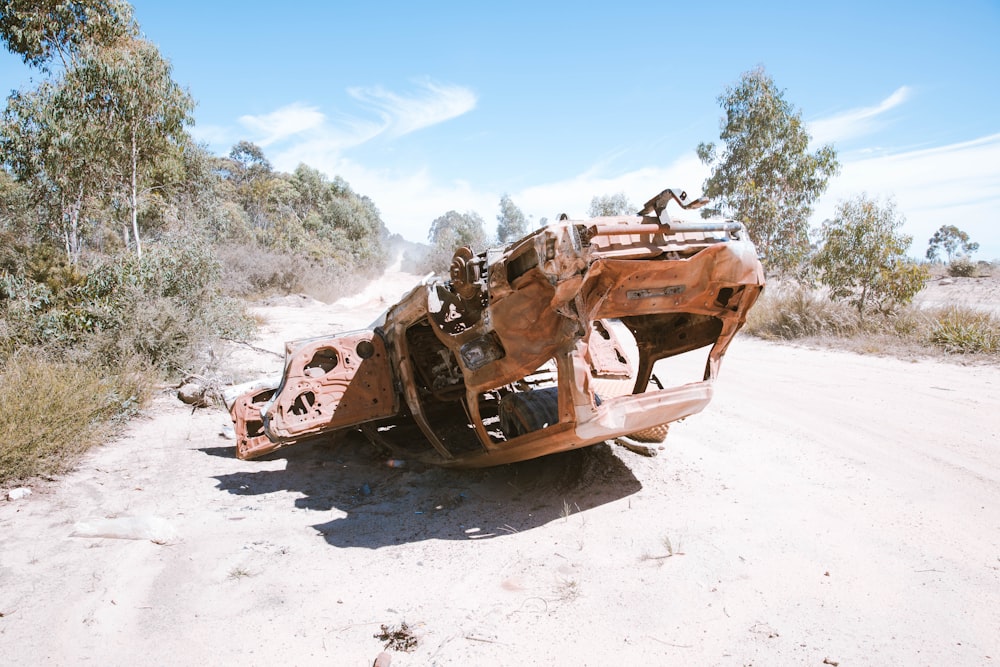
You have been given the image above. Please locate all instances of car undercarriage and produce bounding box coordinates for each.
[224,187,765,467]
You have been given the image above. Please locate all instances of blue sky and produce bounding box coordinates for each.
[2,1,999,259]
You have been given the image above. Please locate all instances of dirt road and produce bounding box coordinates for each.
[2,266,998,666]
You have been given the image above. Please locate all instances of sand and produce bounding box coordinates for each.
[1,266,998,666]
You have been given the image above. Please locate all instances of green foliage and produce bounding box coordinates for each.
[947,257,977,277]
[587,192,633,217]
[496,193,527,242]
[229,140,272,181]
[1,77,106,262]
[429,209,487,249]
[0,0,137,70]
[926,224,979,262]
[1,235,254,372]
[928,306,999,354]
[812,195,928,318]
[0,351,149,484]
[67,37,195,258]
[698,66,840,273]
[425,209,487,273]
[1,34,194,262]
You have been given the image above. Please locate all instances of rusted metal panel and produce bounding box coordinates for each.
[224,186,765,467]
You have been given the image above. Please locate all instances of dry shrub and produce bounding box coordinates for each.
[744,283,859,339]
[216,243,379,303]
[0,352,151,484]
[745,285,999,359]
[927,306,1000,354]
[947,257,977,278]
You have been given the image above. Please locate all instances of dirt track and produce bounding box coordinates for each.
[1,267,998,666]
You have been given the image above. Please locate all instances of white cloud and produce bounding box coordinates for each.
[188,122,234,147]
[815,133,1000,259]
[276,151,714,244]
[515,154,711,223]
[237,103,328,147]
[347,79,477,138]
[222,80,481,241]
[808,86,912,145]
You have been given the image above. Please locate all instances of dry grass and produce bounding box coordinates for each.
[745,285,999,359]
[0,352,151,485]
[744,283,858,340]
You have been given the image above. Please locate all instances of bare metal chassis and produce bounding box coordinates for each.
[224,188,765,467]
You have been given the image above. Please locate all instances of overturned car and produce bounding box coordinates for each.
[224,188,765,468]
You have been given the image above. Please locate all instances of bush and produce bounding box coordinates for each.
[928,306,1000,354]
[0,352,150,484]
[812,196,928,317]
[947,257,977,277]
[744,287,1000,359]
[215,243,383,303]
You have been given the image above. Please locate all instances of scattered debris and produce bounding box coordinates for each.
[615,437,658,457]
[823,658,840,666]
[177,381,209,407]
[375,622,419,652]
[71,515,176,544]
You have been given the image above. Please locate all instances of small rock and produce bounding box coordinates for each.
[7,487,32,501]
[939,278,956,285]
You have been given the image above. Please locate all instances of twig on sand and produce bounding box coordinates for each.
[465,635,506,645]
[648,636,693,648]
[220,337,283,358]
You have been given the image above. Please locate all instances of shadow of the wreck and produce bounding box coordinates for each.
[211,431,643,549]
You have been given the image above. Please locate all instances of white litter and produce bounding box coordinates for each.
[71,515,177,543]
[7,487,32,501]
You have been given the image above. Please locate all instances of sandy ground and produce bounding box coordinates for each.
[2,266,999,666]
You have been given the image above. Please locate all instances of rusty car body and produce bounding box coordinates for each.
[223,188,765,467]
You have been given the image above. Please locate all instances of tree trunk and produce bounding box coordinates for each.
[130,130,142,260]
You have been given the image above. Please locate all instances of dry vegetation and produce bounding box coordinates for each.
[0,353,149,482]
[744,264,1000,360]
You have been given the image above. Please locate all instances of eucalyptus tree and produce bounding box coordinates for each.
[926,225,979,262]
[698,66,839,273]
[813,195,927,318]
[587,192,633,217]
[0,78,107,262]
[0,0,136,71]
[426,209,487,273]
[429,210,487,250]
[68,38,194,258]
[496,193,527,242]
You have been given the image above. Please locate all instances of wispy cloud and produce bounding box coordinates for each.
[808,86,912,145]
[516,153,711,223]
[231,80,477,166]
[237,103,326,147]
[347,79,477,138]
[816,133,1000,257]
[188,122,234,147]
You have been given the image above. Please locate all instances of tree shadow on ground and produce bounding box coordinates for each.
[210,431,643,549]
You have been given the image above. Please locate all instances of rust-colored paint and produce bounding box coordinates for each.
[224,187,765,467]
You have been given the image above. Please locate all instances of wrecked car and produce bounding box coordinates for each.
[223,187,765,467]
